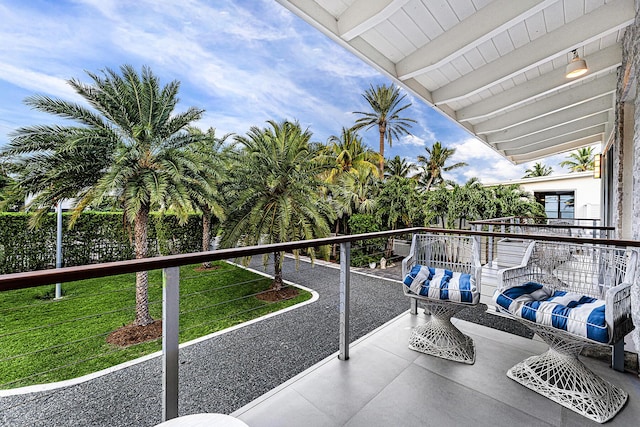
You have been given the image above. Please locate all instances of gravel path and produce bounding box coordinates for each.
[0,257,531,427]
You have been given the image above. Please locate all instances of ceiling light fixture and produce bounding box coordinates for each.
[566,49,588,78]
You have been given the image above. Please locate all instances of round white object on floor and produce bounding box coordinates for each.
[155,413,249,427]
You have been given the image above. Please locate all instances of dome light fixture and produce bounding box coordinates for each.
[566,49,588,78]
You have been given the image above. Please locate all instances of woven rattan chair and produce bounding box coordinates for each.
[494,241,637,423]
[402,234,481,364]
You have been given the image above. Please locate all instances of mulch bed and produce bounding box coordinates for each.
[257,287,299,302]
[106,320,163,347]
[106,284,299,347]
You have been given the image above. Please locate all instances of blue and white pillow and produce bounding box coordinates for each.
[403,264,478,304]
[493,282,609,343]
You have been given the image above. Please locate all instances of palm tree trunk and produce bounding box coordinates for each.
[425,175,434,191]
[272,251,284,291]
[201,207,211,269]
[133,205,154,326]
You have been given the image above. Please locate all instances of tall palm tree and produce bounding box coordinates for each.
[322,127,380,184]
[385,155,417,179]
[417,141,467,190]
[352,84,416,174]
[523,162,553,178]
[2,65,206,327]
[559,147,595,172]
[220,120,334,292]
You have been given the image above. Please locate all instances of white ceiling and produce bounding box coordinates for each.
[276,0,634,164]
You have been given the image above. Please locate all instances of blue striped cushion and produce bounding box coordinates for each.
[493,282,609,343]
[403,265,479,304]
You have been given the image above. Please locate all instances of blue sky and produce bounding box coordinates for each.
[0,0,575,184]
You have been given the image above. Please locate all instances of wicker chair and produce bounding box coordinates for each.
[494,241,637,423]
[402,234,481,364]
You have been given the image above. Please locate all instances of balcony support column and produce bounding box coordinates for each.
[162,267,180,421]
[339,242,350,361]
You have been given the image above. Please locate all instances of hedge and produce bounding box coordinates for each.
[0,212,207,274]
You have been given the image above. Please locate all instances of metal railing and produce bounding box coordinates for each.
[469,217,615,265]
[1,226,639,423]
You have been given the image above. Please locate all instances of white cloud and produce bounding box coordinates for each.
[398,134,426,147]
[0,63,79,101]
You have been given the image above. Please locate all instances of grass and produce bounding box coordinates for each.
[0,261,311,389]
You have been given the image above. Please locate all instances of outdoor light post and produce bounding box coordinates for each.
[55,202,62,300]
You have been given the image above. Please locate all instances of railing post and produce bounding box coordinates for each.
[163,267,180,421]
[339,242,350,361]
[488,225,494,266]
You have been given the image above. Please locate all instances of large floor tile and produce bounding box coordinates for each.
[345,363,552,427]
[235,387,337,427]
[290,344,413,425]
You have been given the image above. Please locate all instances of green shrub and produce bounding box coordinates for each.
[0,212,207,274]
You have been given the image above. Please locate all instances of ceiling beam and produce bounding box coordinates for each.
[474,74,617,134]
[432,0,634,104]
[457,45,622,122]
[494,112,610,150]
[485,96,614,143]
[508,135,603,164]
[503,126,604,157]
[338,0,411,41]
[275,0,340,36]
[396,0,553,80]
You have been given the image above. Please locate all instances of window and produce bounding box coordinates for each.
[534,191,575,219]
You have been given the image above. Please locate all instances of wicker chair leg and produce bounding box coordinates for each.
[507,343,627,423]
[408,303,475,364]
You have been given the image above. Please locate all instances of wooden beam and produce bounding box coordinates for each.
[474,74,617,134]
[433,0,633,104]
[457,45,622,122]
[503,127,604,157]
[338,0,411,41]
[485,96,614,143]
[494,112,610,150]
[397,0,553,80]
[508,135,603,163]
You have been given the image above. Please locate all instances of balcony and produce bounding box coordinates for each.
[234,312,640,426]
[0,227,639,426]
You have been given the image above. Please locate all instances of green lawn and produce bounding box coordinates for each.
[0,262,311,389]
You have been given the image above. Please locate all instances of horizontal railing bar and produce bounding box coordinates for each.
[468,221,613,230]
[470,216,602,223]
[1,226,638,292]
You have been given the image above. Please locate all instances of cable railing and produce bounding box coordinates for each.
[1,226,639,425]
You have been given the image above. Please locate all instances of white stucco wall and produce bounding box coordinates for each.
[487,171,601,219]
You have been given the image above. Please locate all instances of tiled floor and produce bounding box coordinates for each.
[233,312,640,426]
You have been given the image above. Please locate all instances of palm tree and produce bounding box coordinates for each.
[559,147,595,172]
[2,65,206,327]
[523,162,553,178]
[320,128,380,258]
[332,168,379,219]
[417,141,467,190]
[385,155,417,179]
[220,120,334,292]
[352,84,416,174]
[186,127,233,269]
[322,127,380,184]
